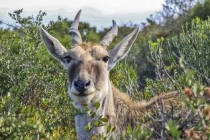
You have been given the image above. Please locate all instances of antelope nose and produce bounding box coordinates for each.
[74,80,91,93]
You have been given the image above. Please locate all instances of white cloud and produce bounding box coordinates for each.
[0,0,165,29]
[0,0,164,14]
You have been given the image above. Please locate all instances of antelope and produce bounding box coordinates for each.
[40,10,181,139]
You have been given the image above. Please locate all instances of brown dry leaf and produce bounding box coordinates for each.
[184,88,194,100]
[204,87,210,98]
[203,105,210,119]
[184,128,206,140]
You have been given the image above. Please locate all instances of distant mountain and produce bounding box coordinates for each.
[0,7,155,30]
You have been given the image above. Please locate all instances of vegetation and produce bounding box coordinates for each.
[1,0,210,139]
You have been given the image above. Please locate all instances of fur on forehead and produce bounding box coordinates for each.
[70,42,109,59]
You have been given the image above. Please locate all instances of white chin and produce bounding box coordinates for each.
[68,86,93,107]
[69,93,96,109]
[68,86,106,109]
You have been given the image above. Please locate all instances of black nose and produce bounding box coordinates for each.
[74,80,91,93]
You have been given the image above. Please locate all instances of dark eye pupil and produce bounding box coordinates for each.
[102,56,109,62]
[64,56,72,63]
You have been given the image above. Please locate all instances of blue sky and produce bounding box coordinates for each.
[0,0,165,29]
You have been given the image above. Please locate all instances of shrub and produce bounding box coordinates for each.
[146,17,210,139]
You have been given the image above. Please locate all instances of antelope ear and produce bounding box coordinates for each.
[40,27,70,67]
[108,27,139,70]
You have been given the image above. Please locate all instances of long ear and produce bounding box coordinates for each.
[108,27,139,70]
[40,27,69,65]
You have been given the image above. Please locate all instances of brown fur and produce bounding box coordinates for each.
[109,85,182,137]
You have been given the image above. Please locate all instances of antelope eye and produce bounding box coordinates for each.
[64,55,72,63]
[102,56,110,62]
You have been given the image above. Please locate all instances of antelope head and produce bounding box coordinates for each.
[40,10,139,109]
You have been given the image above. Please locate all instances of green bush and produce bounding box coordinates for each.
[151,17,210,85]
[110,61,139,95]
[0,28,77,139]
[146,17,210,139]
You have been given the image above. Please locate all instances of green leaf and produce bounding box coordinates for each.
[127,125,132,133]
[100,118,108,122]
[106,125,112,133]
[165,120,181,139]
[94,102,100,110]
[94,120,99,126]
[111,127,116,132]
[85,123,92,132]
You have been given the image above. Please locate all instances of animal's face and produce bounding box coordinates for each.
[40,10,139,108]
[66,43,110,107]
